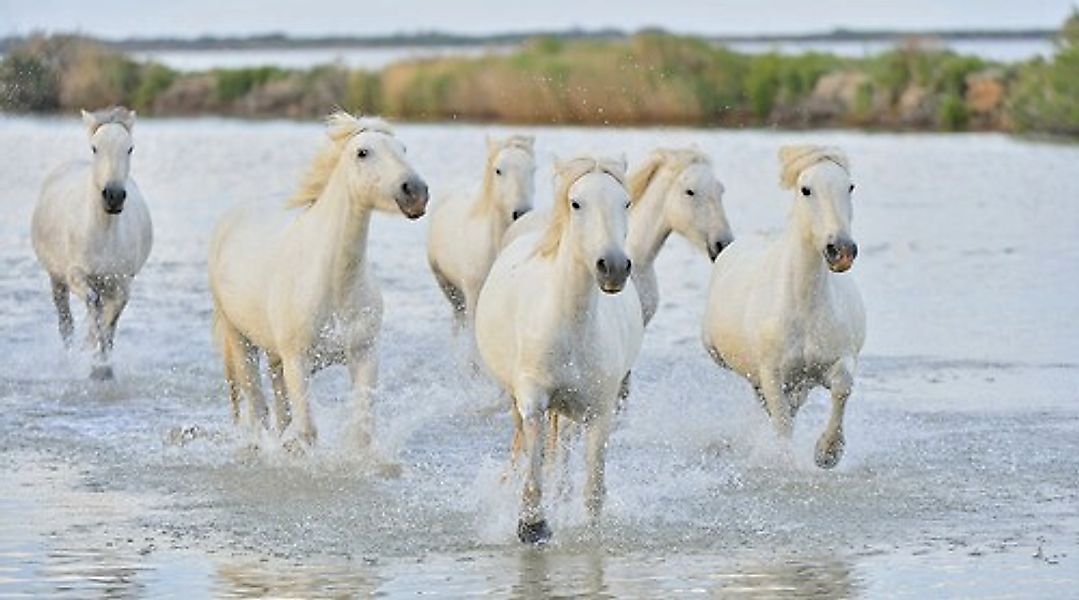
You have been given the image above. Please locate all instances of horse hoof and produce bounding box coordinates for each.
[517,519,552,545]
[815,436,845,469]
[90,365,114,381]
[281,428,316,455]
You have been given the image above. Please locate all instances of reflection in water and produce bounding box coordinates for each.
[215,561,377,598]
[205,550,854,597]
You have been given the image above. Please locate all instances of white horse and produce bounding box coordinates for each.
[475,156,643,543]
[208,112,429,451]
[31,107,152,380]
[623,148,734,326]
[701,145,865,469]
[427,135,535,334]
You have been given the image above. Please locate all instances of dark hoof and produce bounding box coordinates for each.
[517,519,552,545]
[90,365,114,381]
[814,436,845,470]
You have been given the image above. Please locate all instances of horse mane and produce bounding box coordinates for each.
[536,155,627,258]
[474,135,535,216]
[83,106,135,133]
[778,145,850,189]
[286,111,394,209]
[626,147,712,203]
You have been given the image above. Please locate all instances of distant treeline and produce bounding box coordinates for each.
[0,27,1055,53]
[1,15,1076,136]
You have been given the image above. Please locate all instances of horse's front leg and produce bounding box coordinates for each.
[816,359,854,469]
[344,340,379,451]
[583,404,613,521]
[267,352,291,433]
[95,279,130,377]
[280,353,316,450]
[49,276,74,347]
[516,382,552,544]
[758,368,794,437]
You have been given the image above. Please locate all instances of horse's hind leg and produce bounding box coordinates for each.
[215,310,242,424]
[267,352,291,432]
[816,360,853,469]
[217,316,269,431]
[49,276,74,347]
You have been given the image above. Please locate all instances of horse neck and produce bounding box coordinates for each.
[549,237,599,320]
[303,164,373,301]
[625,173,672,269]
[474,177,511,244]
[780,204,829,304]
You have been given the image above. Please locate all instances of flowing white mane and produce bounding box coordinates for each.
[286,111,394,209]
[778,144,850,189]
[536,155,627,257]
[626,147,711,202]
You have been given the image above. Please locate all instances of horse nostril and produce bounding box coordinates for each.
[596,258,608,274]
[401,181,411,195]
[825,243,839,260]
[512,210,523,221]
[625,258,632,275]
[117,189,126,202]
[850,243,859,259]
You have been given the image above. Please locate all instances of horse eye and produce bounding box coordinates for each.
[625,201,631,209]
[849,183,855,193]
[495,168,502,176]
[357,148,369,159]
[685,189,695,196]
[127,147,133,155]
[571,200,581,210]
[91,146,97,154]
[800,186,811,197]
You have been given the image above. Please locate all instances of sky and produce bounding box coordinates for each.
[0,0,1075,38]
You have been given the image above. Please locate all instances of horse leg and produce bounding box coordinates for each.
[213,309,243,424]
[79,277,112,380]
[49,276,74,347]
[583,409,613,521]
[759,369,793,437]
[345,341,379,451]
[816,360,854,469]
[267,352,291,432]
[431,262,467,333]
[280,353,316,450]
[615,371,631,413]
[516,382,551,544]
[92,279,130,380]
[218,320,269,432]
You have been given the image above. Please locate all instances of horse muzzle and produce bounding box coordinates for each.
[596,253,631,294]
[102,185,127,215]
[395,177,429,220]
[824,238,858,273]
[708,235,734,261]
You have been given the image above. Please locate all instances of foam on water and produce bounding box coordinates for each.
[0,115,1077,596]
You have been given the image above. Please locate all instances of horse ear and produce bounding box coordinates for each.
[522,135,535,149]
[485,135,497,154]
[122,109,136,131]
[81,109,97,133]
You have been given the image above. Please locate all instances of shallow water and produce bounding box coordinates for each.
[1,116,1077,597]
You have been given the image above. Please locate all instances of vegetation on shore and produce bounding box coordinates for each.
[1,13,1076,135]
